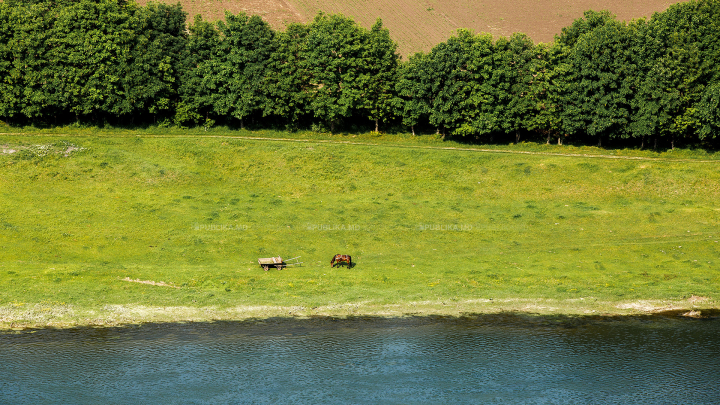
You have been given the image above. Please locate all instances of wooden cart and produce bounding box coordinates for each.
[258,256,302,271]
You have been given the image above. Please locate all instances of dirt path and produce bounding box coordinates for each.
[2,131,718,164]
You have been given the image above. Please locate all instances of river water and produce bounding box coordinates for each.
[1,315,719,404]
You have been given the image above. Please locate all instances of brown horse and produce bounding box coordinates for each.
[331,254,352,268]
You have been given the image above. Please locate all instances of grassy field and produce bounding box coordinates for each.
[1,128,719,328]
[141,0,679,56]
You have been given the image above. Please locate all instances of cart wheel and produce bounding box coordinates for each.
[263,265,269,271]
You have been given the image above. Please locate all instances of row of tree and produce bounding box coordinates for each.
[178,10,398,133]
[0,0,188,124]
[397,3,720,147]
[1,0,719,148]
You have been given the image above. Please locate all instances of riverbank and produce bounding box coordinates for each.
[1,130,718,329]
[1,297,717,330]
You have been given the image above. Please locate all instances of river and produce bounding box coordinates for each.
[1,314,718,404]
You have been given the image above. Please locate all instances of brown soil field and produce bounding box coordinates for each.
[135,0,304,28]
[141,0,680,56]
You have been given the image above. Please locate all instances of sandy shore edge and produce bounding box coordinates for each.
[1,297,717,330]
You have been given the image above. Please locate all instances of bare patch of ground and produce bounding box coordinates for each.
[615,300,682,312]
[1,145,17,154]
[682,310,702,318]
[121,277,181,289]
[0,303,77,329]
[1,297,715,329]
[0,142,86,157]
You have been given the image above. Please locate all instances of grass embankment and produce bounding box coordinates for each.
[1,128,719,328]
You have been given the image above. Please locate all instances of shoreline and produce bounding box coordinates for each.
[1,298,717,330]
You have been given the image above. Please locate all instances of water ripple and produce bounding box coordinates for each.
[1,316,719,404]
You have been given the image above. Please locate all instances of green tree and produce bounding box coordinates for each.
[526,43,565,144]
[362,19,400,132]
[395,52,433,135]
[1,0,190,124]
[425,30,496,138]
[492,33,538,143]
[208,12,276,129]
[697,82,720,140]
[49,0,137,121]
[303,13,371,132]
[556,9,616,48]
[551,10,617,144]
[264,23,312,128]
[0,0,137,123]
[176,15,221,127]
[630,36,701,149]
[0,1,20,119]
[565,13,636,146]
[121,2,187,123]
[631,0,720,148]
[0,0,57,120]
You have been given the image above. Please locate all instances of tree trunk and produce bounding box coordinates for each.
[641,136,645,149]
[654,136,658,150]
[411,125,415,136]
[375,119,379,133]
[598,135,602,147]
[558,136,562,145]
[515,131,521,144]
[330,121,335,133]
[240,118,244,130]
[671,136,675,150]
[546,133,551,144]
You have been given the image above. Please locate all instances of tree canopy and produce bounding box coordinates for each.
[1,0,718,147]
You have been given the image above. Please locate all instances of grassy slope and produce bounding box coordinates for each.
[1,129,719,327]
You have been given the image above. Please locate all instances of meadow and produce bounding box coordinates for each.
[1,128,719,327]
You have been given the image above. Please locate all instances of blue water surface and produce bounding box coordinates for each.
[1,315,718,404]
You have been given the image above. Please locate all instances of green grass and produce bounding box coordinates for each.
[6,124,720,160]
[1,129,719,326]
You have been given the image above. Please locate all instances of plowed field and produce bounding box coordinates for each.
[141,0,679,56]
[136,0,304,28]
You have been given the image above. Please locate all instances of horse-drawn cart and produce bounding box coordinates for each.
[258,256,302,271]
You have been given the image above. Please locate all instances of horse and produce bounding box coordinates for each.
[331,254,352,268]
